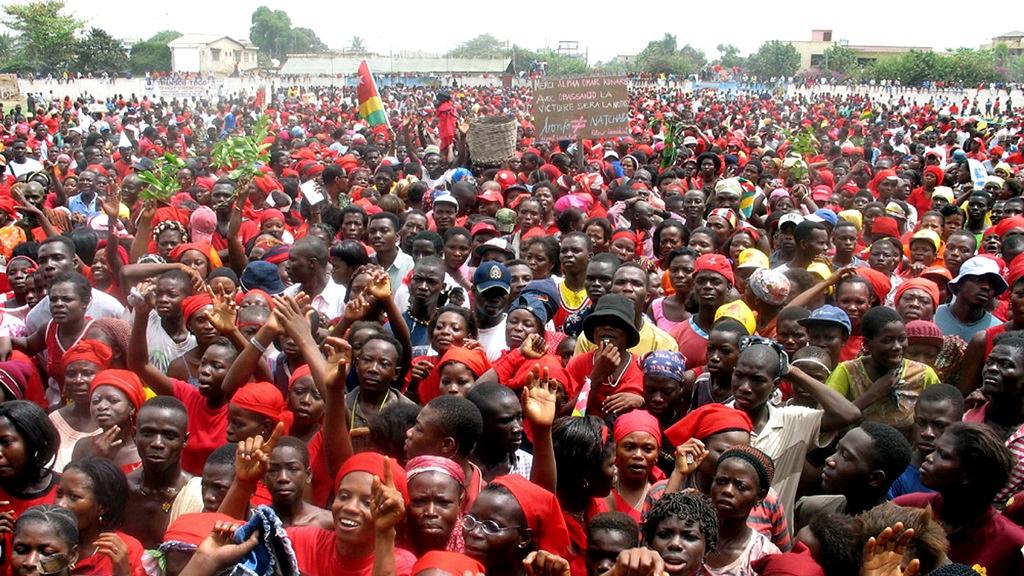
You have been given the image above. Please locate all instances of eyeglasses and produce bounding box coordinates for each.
[461,514,521,536]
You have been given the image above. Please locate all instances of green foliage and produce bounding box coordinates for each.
[447,34,507,58]
[346,36,366,53]
[211,115,272,184]
[137,153,187,202]
[822,44,857,74]
[748,41,800,79]
[2,0,82,73]
[864,49,1003,84]
[74,27,127,75]
[128,32,178,75]
[249,6,327,62]
[716,44,745,69]
[636,34,706,76]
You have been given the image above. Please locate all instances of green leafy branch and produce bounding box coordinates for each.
[780,125,818,182]
[137,153,187,202]
[211,114,272,185]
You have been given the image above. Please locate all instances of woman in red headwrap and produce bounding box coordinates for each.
[644,403,791,551]
[71,369,146,474]
[405,455,467,556]
[907,165,946,216]
[165,293,220,388]
[49,339,111,472]
[417,345,491,403]
[464,475,570,576]
[605,410,662,522]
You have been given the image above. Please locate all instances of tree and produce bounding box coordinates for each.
[3,0,82,73]
[636,33,704,76]
[127,31,180,75]
[822,44,857,74]
[249,6,292,61]
[73,27,127,74]
[749,40,800,79]
[347,36,366,53]
[716,43,745,69]
[289,28,326,54]
[447,34,507,58]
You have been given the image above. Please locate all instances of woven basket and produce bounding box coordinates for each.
[466,115,517,165]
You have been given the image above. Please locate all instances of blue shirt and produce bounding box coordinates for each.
[67,193,100,218]
[934,303,1001,343]
[887,463,934,500]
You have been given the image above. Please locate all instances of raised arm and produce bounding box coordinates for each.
[787,364,861,433]
[274,293,327,394]
[218,424,282,520]
[12,185,60,239]
[226,189,249,275]
[321,337,354,481]
[220,303,281,400]
[366,268,412,381]
[523,366,558,492]
[126,281,177,396]
[128,202,156,264]
[100,187,126,293]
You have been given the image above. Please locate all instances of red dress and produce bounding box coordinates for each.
[172,380,227,475]
[285,526,417,576]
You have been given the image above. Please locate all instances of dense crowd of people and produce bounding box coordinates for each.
[0,80,1019,576]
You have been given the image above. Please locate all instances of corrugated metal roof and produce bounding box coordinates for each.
[279,54,510,75]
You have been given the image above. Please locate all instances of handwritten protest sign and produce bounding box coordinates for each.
[0,75,23,110]
[532,76,629,140]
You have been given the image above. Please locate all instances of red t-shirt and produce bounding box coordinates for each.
[72,530,146,576]
[566,351,644,419]
[0,478,58,576]
[669,318,708,368]
[306,430,333,508]
[895,492,1024,575]
[285,526,417,576]
[172,380,228,475]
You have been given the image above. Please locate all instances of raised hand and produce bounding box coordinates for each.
[93,426,124,459]
[674,438,710,477]
[523,365,558,429]
[101,186,121,220]
[408,359,434,386]
[523,550,572,576]
[193,521,260,571]
[519,333,547,359]
[205,288,237,334]
[370,457,405,534]
[861,522,920,576]
[274,294,314,340]
[366,267,393,301]
[323,337,353,392]
[343,296,372,323]
[234,422,284,484]
[180,264,207,295]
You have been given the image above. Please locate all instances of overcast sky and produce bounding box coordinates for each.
[26,0,1024,63]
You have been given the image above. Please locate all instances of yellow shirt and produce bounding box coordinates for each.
[575,318,679,356]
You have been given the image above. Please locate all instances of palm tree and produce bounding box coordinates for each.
[348,36,366,53]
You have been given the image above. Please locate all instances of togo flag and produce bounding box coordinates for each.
[357,60,388,127]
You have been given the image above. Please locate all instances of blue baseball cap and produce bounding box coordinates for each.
[240,261,286,295]
[509,294,549,324]
[520,278,561,321]
[814,208,839,227]
[798,304,852,337]
[473,261,511,294]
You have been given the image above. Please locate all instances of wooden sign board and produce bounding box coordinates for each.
[532,75,629,140]
[0,75,22,111]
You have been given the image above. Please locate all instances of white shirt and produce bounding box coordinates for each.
[749,403,829,521]
[7,158,44,179]
[384,250,415,294]
[477,314,508,362]
[145,310,196,374]
[284,278,346,321]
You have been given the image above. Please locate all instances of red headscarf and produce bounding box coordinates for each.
[1008,253,1024,289]
[181,293,213,322]
[664,403,753,447]
[491,475,570,557]
[923,165,945,188]
[287,364,312,389]
[170,242,223,269]
[611,230,641,257]
[412,552,484,576]
[613,409,661,447]
[236,288,275,310]
[419,346,493,404]
[91,369,146,411]
[336,452,409,504]
[231,381,294,434]
[855,267,892,304]
[64,339,113,370]
[867,169,897,197]
[252,174,283,196]
[510,356,574,395]
[892,277,940,310]
[258,208,286,225]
